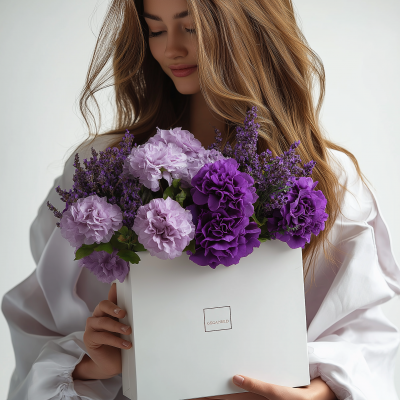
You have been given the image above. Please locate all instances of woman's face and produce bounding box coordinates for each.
[143,0,200,95]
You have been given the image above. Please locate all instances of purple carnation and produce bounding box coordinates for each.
[150,127,203,158]
[267,177,328,249]
[191,158,258,217]
[79,250,130,283]
[60,195,123,248]
[189,208,261,268]
[124,141,187,191]
[132,197,195,260]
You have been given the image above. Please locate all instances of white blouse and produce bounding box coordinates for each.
[2,135,400,400]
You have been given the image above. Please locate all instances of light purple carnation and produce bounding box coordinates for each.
[177,148,227,187]
[150,127,203,158]
[133,197,195,260]
[148,127,226,187]
[188,149,226,179]
[60,195,123,248]
[79,250,130,283]
[124,141,187,191]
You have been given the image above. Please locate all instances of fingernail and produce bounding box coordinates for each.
[114,308,122,315]
[122,341,131,347]
[233,375,244,386]
[121,325,130,333]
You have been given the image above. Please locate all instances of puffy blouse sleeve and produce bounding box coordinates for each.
[306,150,400,400]
[2,135,124,400]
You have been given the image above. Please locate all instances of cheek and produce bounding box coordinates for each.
[188,38,198,61]
[148,40,164,65]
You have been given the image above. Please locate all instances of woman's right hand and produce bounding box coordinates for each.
[72,282,132,381]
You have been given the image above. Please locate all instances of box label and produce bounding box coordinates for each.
[203,306,232,332]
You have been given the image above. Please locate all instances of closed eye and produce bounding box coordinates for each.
[149,28,195,38]
[149,31,165,38]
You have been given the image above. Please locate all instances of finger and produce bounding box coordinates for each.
[232,375,301,400]
[92,299,126,319]
[108,282,117,304]
[86,316,132,335]
[86,330,132,350]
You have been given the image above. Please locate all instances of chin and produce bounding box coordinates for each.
[174,82,201,95]
[171,75,201,95]
[175,86,201,95]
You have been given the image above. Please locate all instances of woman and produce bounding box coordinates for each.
[3,0,400,399]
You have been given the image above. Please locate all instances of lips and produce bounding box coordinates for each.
[169,64,198,78]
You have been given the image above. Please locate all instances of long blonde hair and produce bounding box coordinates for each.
[79,0,363,278]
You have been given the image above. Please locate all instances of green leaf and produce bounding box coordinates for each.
[257,223,273,243]
[260,223,269,233]
[132,242,146,252]
[175,189,187,207]
[117,250,141,264]
[172,178,181,189]
[94,242,114,254]
[118,226,129,236]
[110,235,127,250]
[252,213,267,227]
[163,186,176,200]
[258,236,271,243]
[74,244,97,260]
[140,187,154,204]
[117,235,128,243]
[184,239,196,255]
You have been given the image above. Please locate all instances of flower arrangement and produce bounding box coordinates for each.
[48,107,328,283]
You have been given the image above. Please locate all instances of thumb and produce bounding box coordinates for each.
[232,375,295,400]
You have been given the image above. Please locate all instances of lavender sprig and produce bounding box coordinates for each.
[47,201,63,227]
[212,107,316,218]
[47,131,142,228]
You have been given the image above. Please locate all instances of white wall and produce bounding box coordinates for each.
[0,0,399,398]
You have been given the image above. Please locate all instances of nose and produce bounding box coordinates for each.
[164,28,188,60]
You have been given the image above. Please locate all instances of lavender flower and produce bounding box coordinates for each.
[124,141,187,191]
[48,132,142,229]
[212,107,317,216]
[188,208,261,268]
[132,197,195,260]
[79,250,130,283]
[60,195,123,247]
[191,158,258,217]
[266,177,328,249]
[257,142,307,213]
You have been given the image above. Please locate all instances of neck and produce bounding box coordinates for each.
[189,91,225,149]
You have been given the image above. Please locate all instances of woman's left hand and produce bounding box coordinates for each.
[201,376,336,400]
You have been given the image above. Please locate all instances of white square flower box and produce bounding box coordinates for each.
[116,239,309,400]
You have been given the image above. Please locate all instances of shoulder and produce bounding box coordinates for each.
[326,148,361,190]
[325,148,375,220]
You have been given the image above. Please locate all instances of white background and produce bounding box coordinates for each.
[0,0,399,398]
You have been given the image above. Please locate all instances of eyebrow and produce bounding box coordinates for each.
[143,10,189,21]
